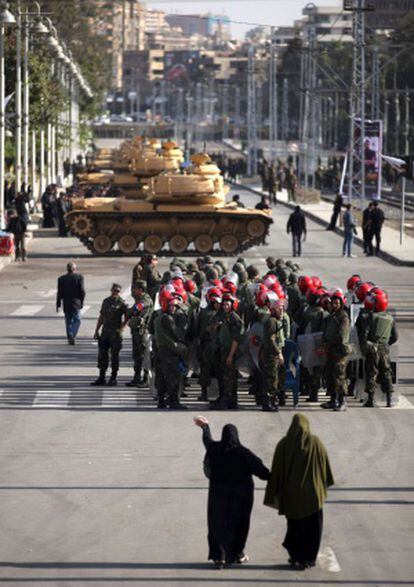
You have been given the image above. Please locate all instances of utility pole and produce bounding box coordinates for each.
[222,81,229,140]
[234,86,241,142]
[371,46,380,120]
[404,89,410,155]
[345,0,374,210]
[186,93,193,154]
[269,26,277,162]
[300,26,317,191]
[247,45,258,176]
[174,87,183,143]
[281,77,289,142]
[15,0,22,190]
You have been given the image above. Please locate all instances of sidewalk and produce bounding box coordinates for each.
[234,181,414,266]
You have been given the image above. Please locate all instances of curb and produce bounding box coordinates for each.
[232,182,414,268]
[0,232,33,272]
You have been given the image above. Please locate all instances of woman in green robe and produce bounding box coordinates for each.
[264,414,334,570]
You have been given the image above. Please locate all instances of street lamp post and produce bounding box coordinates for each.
[15,0,22,190]
[0,1,16,229]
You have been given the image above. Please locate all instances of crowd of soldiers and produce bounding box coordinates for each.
[90,254,398,412]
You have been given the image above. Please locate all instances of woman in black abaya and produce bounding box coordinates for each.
[194,416,270,569]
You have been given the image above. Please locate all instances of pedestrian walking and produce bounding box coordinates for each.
[370,201,385,255]
[195,416,270,569]
[326,193,343,230]
[362,202,374,255]
[91,283,128,386]
[56,262,86,344]
[264,414,334,571]
[287,206,306,257]
[342,204,357,258]
[6,209,27,262]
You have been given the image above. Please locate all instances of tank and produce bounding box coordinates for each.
[66,153,272,256]
[80,140,184,199]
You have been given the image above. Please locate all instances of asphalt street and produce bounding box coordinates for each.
[0,188,413,586]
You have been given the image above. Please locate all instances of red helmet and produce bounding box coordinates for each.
[172,277,184,289]
[311,276,323,289]
[223,280,237,295]
[174,290,187,304]
[184,279,197,294]
[256,290,269,308]
[210,278,222,289]
[320,293,332,310]
[331,289,346,306]
[347,274,362,291]
[356,281,374,302]
[266,291,283,312]
[364,294,376,311]
[206,287,222,304]
[263,274,278,289]
[160,290,174,312]
[298,276,313,293]
[222,292,239,311]
[375,295,388,312]
[371,286,388,300]
[306,286,318,302]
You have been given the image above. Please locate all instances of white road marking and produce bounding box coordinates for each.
[33,390,70,408]
[39,289,56,298]
[10,305,43,316]
[379,394,414,410]
[318,547,341,573]
[80,305,91,316]
[102,390,138,407]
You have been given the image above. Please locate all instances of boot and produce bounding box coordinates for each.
[278,390,286,407]
[126,370,140,387]
[137,371,148,387]
[90,369,106,386]
[262,396,278,412]
[107,371,118,386]
[386,393,395,408]
[198,387,208,401]
[363,394,375,408]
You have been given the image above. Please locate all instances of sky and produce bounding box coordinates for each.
[146,0,341,38]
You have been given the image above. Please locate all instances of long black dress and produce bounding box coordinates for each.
[202,424,270,563]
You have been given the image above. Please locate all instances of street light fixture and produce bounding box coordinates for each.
[0,1,16,228]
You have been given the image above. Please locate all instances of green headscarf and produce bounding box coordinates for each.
[264,414,334,519]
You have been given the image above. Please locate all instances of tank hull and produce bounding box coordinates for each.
[65,203,272,256]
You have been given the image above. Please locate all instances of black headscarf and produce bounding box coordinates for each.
[220,424,240,452]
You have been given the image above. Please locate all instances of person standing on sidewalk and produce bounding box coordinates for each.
[56,262,86,344]
[362,202,374,255]
[370,201,385,255]
[342,204,357,258]
[287,206,307,258]
[6,209,27,262]
[326,193,343,230]
[285,168,297,203]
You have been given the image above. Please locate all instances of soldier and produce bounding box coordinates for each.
[153,294,188,409]
[322,291,351,411]
[299,289,327,402]
[126,281,153,387]
[197,287,222,401]
[142,254,162,299]
[131,256,145,286]
[212,293,244,410]
[91,283,129,386]
[260,294,285,411]
[278,299,291,406]
[286,273,301,323]
[359,290,398,408]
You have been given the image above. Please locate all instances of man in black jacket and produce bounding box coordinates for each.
[6,209,27,262]
[370,201,385,255]
[56,262,86,344]
[287,206,307,257]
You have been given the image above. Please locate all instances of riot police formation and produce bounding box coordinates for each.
[90,254,398,411]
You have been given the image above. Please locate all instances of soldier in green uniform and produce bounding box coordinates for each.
[322,292,351,411]
[126,280,153,387]
[153,295,188,409]
[142,254,162,300]
[260,295,284,411]
[197,288,222,401]
[299,291,327,402]
[212,293,244,410]
[358,293,398,407]
[278,302,291,406]
[286,273,302,323]
[91,283,128,386]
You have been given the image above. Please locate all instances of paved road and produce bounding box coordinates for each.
[0,191,413,585]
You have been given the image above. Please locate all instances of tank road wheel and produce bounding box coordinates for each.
[169,234,188,254]
[195,234,213,254]
[144,234,163,254]
[220,234,239,254]
[118,234,138,254]
[247,218,266,238]
[70,214,93,236]
[93,235,113,255]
